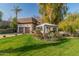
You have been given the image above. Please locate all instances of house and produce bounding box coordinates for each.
[17,17,40,33]
[0,21,15,33]
[0,21,11,28]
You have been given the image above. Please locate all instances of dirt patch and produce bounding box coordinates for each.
[0,33,22,39]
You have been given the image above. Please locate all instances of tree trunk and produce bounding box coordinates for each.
[15,11,18,32]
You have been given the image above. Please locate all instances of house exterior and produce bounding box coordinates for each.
[17,17,40,33]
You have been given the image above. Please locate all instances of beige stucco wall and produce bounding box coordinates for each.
[18,24,32,27]
[17,24,33,33]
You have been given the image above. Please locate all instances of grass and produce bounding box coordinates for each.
[0,34,79,56]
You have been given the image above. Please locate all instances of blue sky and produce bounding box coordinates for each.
[0,3,39,20]
[0,3,79,20]
[67,3,79,13]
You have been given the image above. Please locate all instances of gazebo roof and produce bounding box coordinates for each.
[36,23,57,27]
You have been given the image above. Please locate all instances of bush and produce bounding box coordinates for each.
[0,24,10,29]
[32,29,43,39]
[3,35,6,37]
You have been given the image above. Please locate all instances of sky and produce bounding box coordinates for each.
[0,3,79,20]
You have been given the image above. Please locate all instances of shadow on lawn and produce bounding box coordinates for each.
[0,37,70,55]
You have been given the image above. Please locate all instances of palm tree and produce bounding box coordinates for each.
[11,5,22,32]
[12,5,22,20]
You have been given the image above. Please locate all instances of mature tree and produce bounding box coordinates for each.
[39,4,47,23]
[58,13,79,33]
[0,11,3,21]
[11,5,22,32]
[39,3,68,24]
[12,5,22,20]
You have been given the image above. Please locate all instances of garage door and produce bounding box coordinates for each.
[19,27,23,33]
[25,27,30,33]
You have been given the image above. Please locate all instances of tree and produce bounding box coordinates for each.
[39,4,47,23]
[58,13,79,34]
[39,3,68,24]
[11,5,22,32]
[0,11,3,21]
[12,5,22,20]
[10,17,17,29]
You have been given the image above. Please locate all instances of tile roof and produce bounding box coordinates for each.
[17,17,41,24]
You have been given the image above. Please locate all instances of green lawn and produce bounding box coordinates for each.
[0,34,79,56]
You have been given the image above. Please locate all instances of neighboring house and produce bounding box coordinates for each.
[17,17,40,33]
[0,21,10,28]
[0,21,15,33]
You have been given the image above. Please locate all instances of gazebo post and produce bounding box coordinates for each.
[17,26,19,33]
[43,25,45,40]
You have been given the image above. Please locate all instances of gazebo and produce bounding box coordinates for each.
[36,23,58,39]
